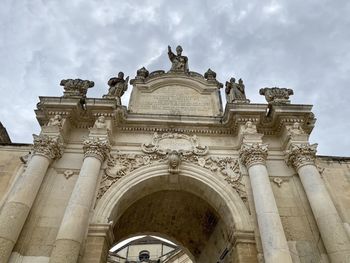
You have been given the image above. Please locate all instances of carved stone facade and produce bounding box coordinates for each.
[285,143,317,170]
[239,143,268,168]
[32,134,63,160]
[83,138,111,162]
[259,87,294,104]
[0,46,349,263]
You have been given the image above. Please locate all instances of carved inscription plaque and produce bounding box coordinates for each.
[130,85,220,116]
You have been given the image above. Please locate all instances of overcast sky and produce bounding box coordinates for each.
[0,0,349,156]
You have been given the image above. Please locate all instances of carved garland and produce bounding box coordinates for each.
[97,153,246,201]
[285,143,317,170]
[32,134,63,160]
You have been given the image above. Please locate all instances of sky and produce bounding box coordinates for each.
[0,0,349,156]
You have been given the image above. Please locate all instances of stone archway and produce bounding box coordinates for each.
[84,163,257,263]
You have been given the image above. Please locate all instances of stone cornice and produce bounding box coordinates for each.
[285,143,317,171]
[239,143,268,168]
[34,96,316,136]
[83,138,111,162]
[32,134,63,160]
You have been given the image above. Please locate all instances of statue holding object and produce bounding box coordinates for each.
[225,77,250,103]
[103,72,129,101]
[168,45,189,73]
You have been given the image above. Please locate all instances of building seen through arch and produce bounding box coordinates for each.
[0,45,350,263]
[107,235,191,263]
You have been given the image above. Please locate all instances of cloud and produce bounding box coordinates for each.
[0,0,349,156]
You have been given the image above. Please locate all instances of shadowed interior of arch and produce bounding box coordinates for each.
[109,190,232,262]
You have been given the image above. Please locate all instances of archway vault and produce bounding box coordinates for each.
[90,162,257,262]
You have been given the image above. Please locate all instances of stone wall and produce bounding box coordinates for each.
[1,141,350,263]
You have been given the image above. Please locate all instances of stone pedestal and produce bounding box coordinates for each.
[286,143,350,262]
[50,138,110,263]
[240,143,293,263]
[0,134,62,262]
[81,223,114,263]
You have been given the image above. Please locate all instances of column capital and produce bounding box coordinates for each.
[285,143,317,170]
[239,143,268,168]
[32,134,63,160]
[83,138,111,162]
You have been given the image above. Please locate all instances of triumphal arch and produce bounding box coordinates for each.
[0,46,350,263]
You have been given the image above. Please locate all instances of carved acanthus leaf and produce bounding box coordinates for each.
[239,143,268,168]
[83,138,111,162]
[285,143,317,170]
[97,153,246,202]
[97,153,166,200]
[60,79,94,98]
[259,87,294,104]
[32,134,63,160]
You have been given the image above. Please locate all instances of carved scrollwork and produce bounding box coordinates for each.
[239,143,268,168]
[285,143,317,170]
[97,153,166,200]
[141,132,208,156]
[32,134,63,160]
[83,138,111,162]
[97,152,246,202]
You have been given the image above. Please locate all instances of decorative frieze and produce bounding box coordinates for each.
[32,134,63,160]
[285,143,317,170]
[83,138,111,162]
[142,132,209,156]
[239,143,268,168]
[97,153,246,201]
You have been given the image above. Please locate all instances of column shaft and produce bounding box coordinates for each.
[50,156,102,263]
[298,164,350,262]
[286,143,350,262]
[0,154,50,262]
[248,164,293,263]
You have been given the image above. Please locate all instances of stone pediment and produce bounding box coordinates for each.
[128,72,223,117]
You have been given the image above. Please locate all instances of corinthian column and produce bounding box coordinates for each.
[0,134,63,262]
[240,143,293,263]
[50,138,110,263]
[286,143,350,262]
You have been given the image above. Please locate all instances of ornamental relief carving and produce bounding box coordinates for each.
[83,138,111,162]
[97,133,246,201]
[32,134,63,160]
[141,132,209,156]
[239,143,268,168]
[285,143,317,170]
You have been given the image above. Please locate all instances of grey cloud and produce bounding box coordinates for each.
[0,0,349,156]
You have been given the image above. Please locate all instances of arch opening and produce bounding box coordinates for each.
[92,163,256,263]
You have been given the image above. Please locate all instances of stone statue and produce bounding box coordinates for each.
[47,115,62,128]
[60,79,94,98]
[168,45,189,73]
[105,72,129,98]
[242,121,257,135]
[225,78,247,102]
[93,116,107,129]
[288,122,305,136]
